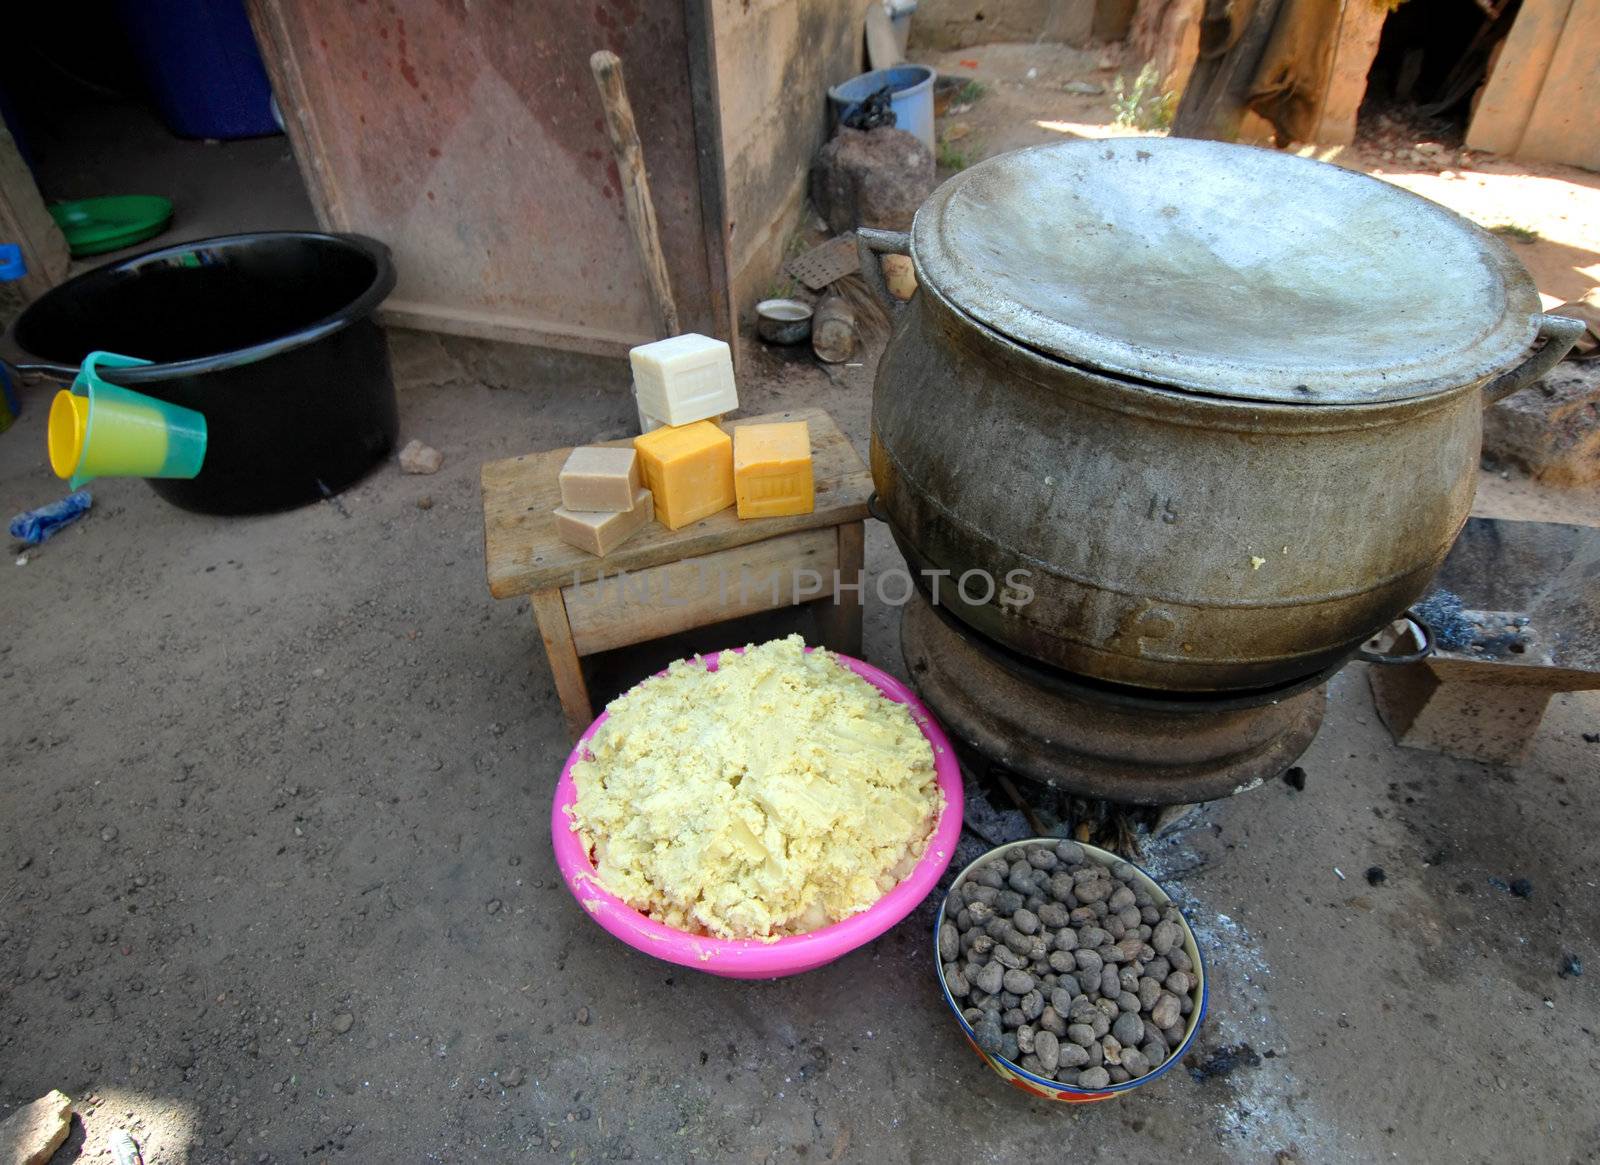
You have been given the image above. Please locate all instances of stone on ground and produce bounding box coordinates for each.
[1483,361,1600,486]
[0,1090,72,1165]
[398,439,444,475]
[810,127,935,235]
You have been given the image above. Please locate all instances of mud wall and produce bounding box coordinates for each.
[906,0,1099,50]
[714,0,864,318]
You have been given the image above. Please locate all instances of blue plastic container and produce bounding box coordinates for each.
[828,65,937,153]
[115,0,280,140]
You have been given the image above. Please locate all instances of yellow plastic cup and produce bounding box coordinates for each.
[47,352,207,487]
[48,390,90,478]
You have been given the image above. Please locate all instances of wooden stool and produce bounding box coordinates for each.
[482,407,872,739]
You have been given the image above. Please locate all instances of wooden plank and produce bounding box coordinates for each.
[482,407,871,598]
[378,301,641,358]
[816,521,865,658]
[531,587,593,739]
[1169,0,1286,142]
[248,0,341,232]
[682,0,739,372]
[590,50,680,339]
[1515,0,1600,169]
[1465,0,1573,157]
[0,127,70,306]
[565,527,838,655]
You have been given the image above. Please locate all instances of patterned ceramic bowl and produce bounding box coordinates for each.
[935,839,1206,1102]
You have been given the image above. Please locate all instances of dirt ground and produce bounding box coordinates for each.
[5,43,1600,1165]
[4,320,1600,1163]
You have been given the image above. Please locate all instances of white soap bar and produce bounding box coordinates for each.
[637,399,665,435]
[630,333,739,427]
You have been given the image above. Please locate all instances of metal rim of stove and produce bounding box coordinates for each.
[913,591,1334,711]
[899,594,1330,804]
[906,568,1430,714]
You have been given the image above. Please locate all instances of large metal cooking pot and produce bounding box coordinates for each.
[862,139,1584,693]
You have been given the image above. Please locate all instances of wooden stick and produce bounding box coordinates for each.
[590,49,681,338]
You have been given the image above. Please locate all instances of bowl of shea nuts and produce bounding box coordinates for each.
[935,837,1206,1102]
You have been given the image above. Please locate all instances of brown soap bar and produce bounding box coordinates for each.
[559,446,642,512]
[554,487,654,557]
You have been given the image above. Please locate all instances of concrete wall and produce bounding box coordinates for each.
[713,0,864,319]
[906,0,1097,49]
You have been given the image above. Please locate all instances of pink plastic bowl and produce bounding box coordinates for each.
[550,648,964,979]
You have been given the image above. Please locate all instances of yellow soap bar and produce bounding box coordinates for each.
[733,421,814,519]
[633,420,734,530]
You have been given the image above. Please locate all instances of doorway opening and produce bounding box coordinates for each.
[1357,0,1523,146]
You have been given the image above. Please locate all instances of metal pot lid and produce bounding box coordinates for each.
[912,138,1543,405]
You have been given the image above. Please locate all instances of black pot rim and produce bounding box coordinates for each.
[12,231,396,386]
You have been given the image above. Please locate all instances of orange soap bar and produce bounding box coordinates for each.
[733,421,814,519]
[633,420,735,530]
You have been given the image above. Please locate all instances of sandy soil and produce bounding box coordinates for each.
[3,46,1600,1165]
[2,321,1598,1162]
[915,42,1600,306]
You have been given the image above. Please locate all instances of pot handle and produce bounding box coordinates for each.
[0,357,80,383]
[856,228,912,312]
[1481,314,1586,407]
[1355,609,1435,666]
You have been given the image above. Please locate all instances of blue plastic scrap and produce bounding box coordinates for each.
[0,242,26,281]
[9,489,93,546]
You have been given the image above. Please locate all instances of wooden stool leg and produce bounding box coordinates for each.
[817,521,865,657]
[530,587,593,740]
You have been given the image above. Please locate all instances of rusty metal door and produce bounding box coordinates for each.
[249,0,732,355]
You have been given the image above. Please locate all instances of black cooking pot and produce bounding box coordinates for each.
[10,231,399,515]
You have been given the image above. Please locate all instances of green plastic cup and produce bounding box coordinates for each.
[57,352,207,488]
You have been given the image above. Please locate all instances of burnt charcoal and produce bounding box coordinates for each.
[1187,1043,1263,1082]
